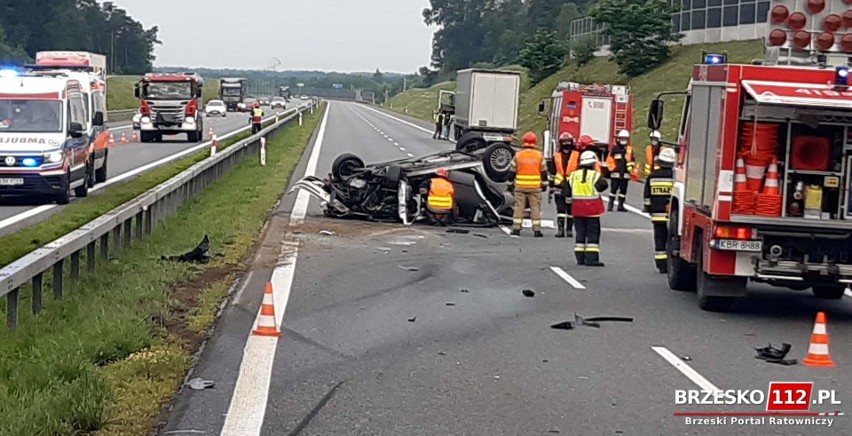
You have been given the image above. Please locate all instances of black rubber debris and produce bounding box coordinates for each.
[446,302,456,306]
[162,235,210,264]
[460,288,470,293]
[407,316,416,322]
[473,233,488,238]
[755,343,797,365]
[522,289,535,298]
[447,228,470,234]
[551,321,575,330]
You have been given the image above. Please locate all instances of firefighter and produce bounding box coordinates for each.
[644,130,663,177]
[551,132,575,238]
[643,147,676,273]
[421,167,455,226]
[569,150,608,267]
[606,129,636,212]
[508,132,547,237]
[250,102,264,134]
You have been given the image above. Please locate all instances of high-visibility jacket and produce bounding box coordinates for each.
[252,108,264,123]
[569,168,606,217]
[643,167,674,222]
[427,177,454,212]
[644,143,662,175]
[553,151,571,187]
[567,150,602,174]
[606,144,636,178]
[511,149,546,190]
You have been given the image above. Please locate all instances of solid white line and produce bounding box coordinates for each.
[290,104,330,226]
[549,266,586,290]
[501,226,511,235]
[361,105,433,134]
[602,195,650,219]
[652,346,721,393]
[845,288,852,298]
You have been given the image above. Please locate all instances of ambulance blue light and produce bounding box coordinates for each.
[704,54,725,65]
[836,66,849,86]
[21,158,37,167]
[0,69,19,78]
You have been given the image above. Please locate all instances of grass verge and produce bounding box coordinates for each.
[0,116,283,269]
[107,76,222,110]
[0,103,325,435]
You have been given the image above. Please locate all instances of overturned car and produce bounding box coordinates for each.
[290,143,518,226]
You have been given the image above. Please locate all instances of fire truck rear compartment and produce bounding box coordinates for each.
[750,227,852,286]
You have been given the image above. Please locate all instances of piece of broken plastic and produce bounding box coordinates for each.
[187,378,215,390]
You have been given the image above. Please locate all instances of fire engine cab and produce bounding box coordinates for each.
[541,81,633,161]
[135,73,205,143]
[648,0,852,311]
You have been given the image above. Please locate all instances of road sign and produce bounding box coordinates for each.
[333,83,344,89]
[297,83,304,87]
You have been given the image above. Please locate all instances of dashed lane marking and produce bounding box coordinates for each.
[652,346,721,393]
[349,108,408,158]
[845,288,852,298]
[361,105,433,134]
[550,266,586,290]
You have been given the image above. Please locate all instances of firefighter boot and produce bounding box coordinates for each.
[510,229,521,237]
[534,230,544,238]
[585,251,605,267]
[575,250,586,266]
[565,218,574,238]
[555,218,565,238]
[655,259,668,274]
[607,199,615,212]
[617,198,628,212]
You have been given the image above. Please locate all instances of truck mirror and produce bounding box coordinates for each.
[69,122,85,138]
[93,111,104,126]
[648,99,664,130]
[538,101,546,114]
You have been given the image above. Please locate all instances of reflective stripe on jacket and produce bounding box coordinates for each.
[512,149,545,190]
[643,167,674,222]
[644,144,661,175]
[427,177,454,212]
[569,169,605,217]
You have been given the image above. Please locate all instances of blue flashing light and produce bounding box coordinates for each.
[21,158,38,168]
[836,66,849,86]
[0,68,20,78]
[704,54,725,65]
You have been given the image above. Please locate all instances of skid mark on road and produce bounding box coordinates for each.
[349,108,409,156]
[652,346,721,393]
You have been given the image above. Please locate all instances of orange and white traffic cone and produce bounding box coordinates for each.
[210,134,217,157]
[208,127,214,138]
[755,158,782,217]
[120,132,128,144]
[762,158,780,196]
[802,312,835,368]
[252,282,281,337]
[108,132,115,146]
[131,131,138,142]
[734,158,748,192]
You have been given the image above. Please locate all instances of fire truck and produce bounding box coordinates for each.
[648,0,852,311]
[135,73,205,143]
[540,82,633,163]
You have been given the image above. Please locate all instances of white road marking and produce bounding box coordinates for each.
[652,346,721,393]
[845,288,852,298]
[602,195,651,219]
[399,147,406,151]
[290,105,330,226]
[550,266,586,289]
[361,105,433,134]
[602,227,654,234]
[501,226,512,235]
[406,153,414,157]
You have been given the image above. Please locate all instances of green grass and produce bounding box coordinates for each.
[107,76,223,111]
[389,40,765,164]
[0,116,283,269]
[0,104,325,435]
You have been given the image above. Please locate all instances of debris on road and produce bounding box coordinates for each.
[473,233,488,238]
[460,288,470,293]
[522,289,535,298]
[407,316,416,322]
[551,313,634,331]
[681,355,692,361]
[438,351,446,356]
[398,265,419,272]
[186,378,215,390]
[755,343,797,365]
[550,321,575,330]
[446,228,470,234]
[446,302,456,306]
[318,230,336,236]
[161,235,210,264]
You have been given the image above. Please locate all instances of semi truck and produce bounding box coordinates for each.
[447,69,521,152]
[278,86,292,100]
[648,0,852,311]
[135,73,205,143]
[220,78,247,112]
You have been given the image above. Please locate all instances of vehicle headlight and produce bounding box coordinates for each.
[141,116,151,124]
[185,116,195,124]
[45,151,63,163]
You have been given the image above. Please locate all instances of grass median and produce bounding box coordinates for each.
[0,103,325,435]
[0,117,284,269]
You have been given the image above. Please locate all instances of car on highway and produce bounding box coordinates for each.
[258,96,270,106]
[290,143,517,225]
[270,96,287,110]
[238,97,258,112]
[132,110,141,130]
[300,95,309,101]
[204,99,227,117]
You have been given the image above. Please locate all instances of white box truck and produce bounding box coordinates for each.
[452,69,521,152]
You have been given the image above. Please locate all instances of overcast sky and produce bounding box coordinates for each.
[111,0,435,73]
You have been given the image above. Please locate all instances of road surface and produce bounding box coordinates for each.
[164,101,851,435]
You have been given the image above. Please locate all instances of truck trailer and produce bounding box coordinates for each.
[450,69,521,152]
[649,0,852,311]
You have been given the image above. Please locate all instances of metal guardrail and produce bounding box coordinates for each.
[107,109,136,117]
[0,101,319,330]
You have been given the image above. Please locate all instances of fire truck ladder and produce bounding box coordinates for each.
[614,98,629,133]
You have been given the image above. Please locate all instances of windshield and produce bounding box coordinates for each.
[272,97,284,101]
[0,99,63,133]
[221,87,242,96]
[142,82,192,100]
[244,98,257,104]
[207,100,224,106]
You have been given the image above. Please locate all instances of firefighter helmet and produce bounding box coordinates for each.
[617,129,630,139]
[577,135,594,149]
[522,131,538,148]
[649,130,662,140]
[580,150,598,167]
[658,147,676,166]
[436,168,449,178]
[558,132,574,144]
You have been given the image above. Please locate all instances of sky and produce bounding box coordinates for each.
[111,0,436,73]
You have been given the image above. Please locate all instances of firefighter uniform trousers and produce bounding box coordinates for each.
[569,169,607,266]
[251,108,264,134]
[606,144,635,210]
[511,149,547,232]
[643,168,674,272]
[552,151,574,236]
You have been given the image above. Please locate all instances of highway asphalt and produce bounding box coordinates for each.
[163,101,852,435]
[0,102,304,237]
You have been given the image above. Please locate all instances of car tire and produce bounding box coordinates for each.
[456,132,487,152]
[74,170,90,198]
[482,143,515,182]
[86,157,95,188]
[695,238,742,312]
[140,132,151,143]
[811,285,845,299]
[666,209,696,292]
[95,149,109,183]
[332,153,365,180]
[385,165,403,188]
[56,170,72,205]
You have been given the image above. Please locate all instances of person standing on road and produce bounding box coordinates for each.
[421,167,456,226]
[569,150,608,267]
[605,130,636,212]
[643,147,676,273]
[508,132,547,237]
[644,130,663,177]
[551,132,576,238]
[250,102,264,134]
[433,111,445,139]
[443,112,453,140]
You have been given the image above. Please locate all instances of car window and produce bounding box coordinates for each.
[68,93,88,131]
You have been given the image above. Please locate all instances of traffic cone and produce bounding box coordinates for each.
[734,158,748,192]
[802,312,835,368]
[762,159,780,196]
[755,158,782,217]
[733,158,756,215]
[131,131,138,142]
[208,127,214,138]
[252,282,281,337]
[120,132,128,144]
[631,166,639,182]
[744,158,767,192]
[210,134,217,156]
[108,132,115,146]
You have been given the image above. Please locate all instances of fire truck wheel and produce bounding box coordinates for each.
[456,132,487,152]
[666,209,696,292]
[811,285,845,299]
[140,132,152,143]
[695,240,743,312]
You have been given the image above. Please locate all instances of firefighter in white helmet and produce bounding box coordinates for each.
[569,150,608,267]
[605,129,635,212]
[643,147,676,273]
[644,130,663,176]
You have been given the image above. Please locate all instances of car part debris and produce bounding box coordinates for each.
[460,288,470,293]
[398,265,419,271]
[681,355,692,361]
[755,343,797,365]
[446,302,456,306]
[550,321,575,330]
[161,235,210,264]
[583,315,634,323]
[447,228,470,234]
[407,316,416,322]
[438,351,446,356]
[318,230,336,236]
[522,289,535,298]
[186,378,215,390]
[473,233,488,238]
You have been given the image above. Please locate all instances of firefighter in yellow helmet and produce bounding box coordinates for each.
[508,132,547,237]
[643,147,676,273]
[569,150,608,266]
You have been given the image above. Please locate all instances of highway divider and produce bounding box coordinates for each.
[0,101,319,330]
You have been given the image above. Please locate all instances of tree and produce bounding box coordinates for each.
[527,0,570,32]
[373,68,384,83]
[554,3,581,40]
[569,35,598,66]
[518,30,568,84]
[591,0,681,77]
[0,27,28,63]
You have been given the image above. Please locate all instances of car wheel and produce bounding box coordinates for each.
[456,132,487,152]
[95,149,109,183]
[56,170,72,205]
[74,169,90,198]
[385,165,402,188]
[811,285,846,299]
[86,157,95,188]
[332,153,365,179]
[482,143,515,182]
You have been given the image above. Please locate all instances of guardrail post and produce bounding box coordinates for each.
[145,206,154,235]
[70,250,80,280]
[123,219,132,249]
[87,242,96,273]
[53,260,63,299]
[32,273,43,314]
[113,226,121,253]
[100,233,109,259]
[6,287,18,329]
[135,212,144,241]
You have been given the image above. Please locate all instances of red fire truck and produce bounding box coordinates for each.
[540,81,633,161]
[134,73,205,143]
[648,0,852,311]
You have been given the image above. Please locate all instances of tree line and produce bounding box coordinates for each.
[0,0,160,75]
[418,0,679,85]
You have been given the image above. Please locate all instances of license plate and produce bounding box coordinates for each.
[0,178,24,186]
[716,239,762,252]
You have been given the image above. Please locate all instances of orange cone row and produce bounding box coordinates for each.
[733,157,782,217]
[733,158,757,214]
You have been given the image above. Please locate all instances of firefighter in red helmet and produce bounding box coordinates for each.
[550,132,576,238]
[250,101,264,134]
[508,132,547,237]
